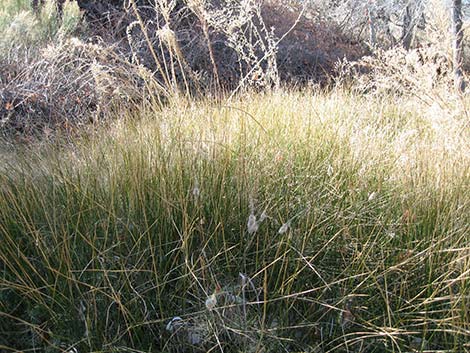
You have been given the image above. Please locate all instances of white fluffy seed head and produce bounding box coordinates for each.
[247,214,259,234]
[188,330,203,345]
[278,220,291,234]
[327,164,334,177]
[205,293,217,310]
[259,211,268,222]
[166,316,184,332]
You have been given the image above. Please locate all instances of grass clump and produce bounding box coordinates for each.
[0,90,469,352]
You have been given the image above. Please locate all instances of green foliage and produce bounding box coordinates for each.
[0,90,469,352]
[59,0,82,38]
[0,0,82,61]
[0,0,32,29]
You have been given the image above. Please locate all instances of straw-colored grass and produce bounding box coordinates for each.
[1,89,469,352]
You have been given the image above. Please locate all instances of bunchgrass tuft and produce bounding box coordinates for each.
[1,89,469,352]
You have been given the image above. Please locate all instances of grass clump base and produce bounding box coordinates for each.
[0,90,469,352]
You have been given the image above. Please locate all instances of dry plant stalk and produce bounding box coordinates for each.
[186,0,220,89]
[128,0,172,90]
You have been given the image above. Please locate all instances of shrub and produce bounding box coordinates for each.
[0,0,82,63]
[1,38,163,136]
[335,45,454,100]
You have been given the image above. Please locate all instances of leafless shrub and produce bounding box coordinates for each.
[262,1,366,85]
[335,45,453,99]
[81,0,365,92]
[121,0,282,93]
[0,38,164,136]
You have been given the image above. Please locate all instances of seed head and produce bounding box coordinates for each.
[327,164,334,177]
[188,330,203,345]
[247,213,259,234]
[278,220,291,234]
[259,210,268,222]
[166,316,184,332]
[205,293,217,310]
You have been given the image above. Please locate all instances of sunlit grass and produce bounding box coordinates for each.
[1,89,469,352]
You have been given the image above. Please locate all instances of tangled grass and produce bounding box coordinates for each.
[1,90,469,352]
